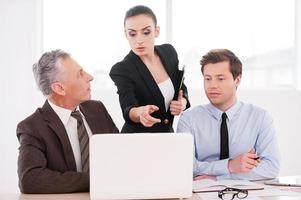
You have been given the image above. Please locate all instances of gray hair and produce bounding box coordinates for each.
[32,49,70,96]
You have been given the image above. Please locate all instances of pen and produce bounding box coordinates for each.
[178,65,185,91]
[254,149,260,160]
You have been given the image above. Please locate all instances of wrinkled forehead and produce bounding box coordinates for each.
[57,57,82,76]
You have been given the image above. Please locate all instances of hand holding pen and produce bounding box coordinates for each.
[228,149,260,173]
[170,90,187,116]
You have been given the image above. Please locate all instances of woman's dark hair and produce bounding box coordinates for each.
[124,5,157,26]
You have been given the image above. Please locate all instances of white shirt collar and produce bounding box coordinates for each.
[48,100,78,126]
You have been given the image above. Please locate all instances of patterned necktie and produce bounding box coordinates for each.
[71,110,89,173]
[220,112,229,159]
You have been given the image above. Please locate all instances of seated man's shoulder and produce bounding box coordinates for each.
[80,99,104,108]
[181,105,207,118]
[241,102,271,119]
[242,102,268,113]
[17,107,45,135]
[80,100,109,113]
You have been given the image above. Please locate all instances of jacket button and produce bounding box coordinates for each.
[164,119,169,124]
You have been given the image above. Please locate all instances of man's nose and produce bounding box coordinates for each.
[85,71,94,82]
[209,80,218,88]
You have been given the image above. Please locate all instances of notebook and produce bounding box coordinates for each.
[264,176,301,187]
[90,133,193,200]
[193,179,264,193]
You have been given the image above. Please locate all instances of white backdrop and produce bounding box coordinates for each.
[0,0,44,193]
[1,0,301,194]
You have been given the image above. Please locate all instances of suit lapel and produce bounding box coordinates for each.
[129,51,166,112]
[41,101,77,171]
[155,45,177,95]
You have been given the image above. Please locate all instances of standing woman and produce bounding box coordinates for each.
[110,5,190,133]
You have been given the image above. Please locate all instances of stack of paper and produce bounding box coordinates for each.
[193,179,264,193]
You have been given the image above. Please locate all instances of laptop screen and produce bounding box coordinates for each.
[90,133,193,199]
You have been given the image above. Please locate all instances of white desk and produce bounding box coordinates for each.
[3,176,301,200]
[2,193,201,200]
[1,192,301,200]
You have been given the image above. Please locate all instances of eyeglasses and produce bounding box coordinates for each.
[218,187,248,200]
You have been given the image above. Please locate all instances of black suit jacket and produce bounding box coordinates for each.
[16,100,119,194]
[110,44,190,133]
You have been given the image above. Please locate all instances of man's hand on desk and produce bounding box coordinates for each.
[228,148,260,173]
[193,175,217,181]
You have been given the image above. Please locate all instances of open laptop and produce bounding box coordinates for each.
[90,133,193,200]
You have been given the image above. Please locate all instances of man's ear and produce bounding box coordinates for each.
[155,26,160,38]
[235,75,241,87]
[51,82,66,96]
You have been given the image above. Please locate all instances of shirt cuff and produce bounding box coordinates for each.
[213,159,230,176]
[217,174,231,180]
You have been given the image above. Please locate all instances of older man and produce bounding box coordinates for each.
[17,50,119,193]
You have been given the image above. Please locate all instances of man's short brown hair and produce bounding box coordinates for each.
[200,49,242,80]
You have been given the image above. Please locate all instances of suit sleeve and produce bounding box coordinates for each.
[110,64,139,125]
[98,101,119,133]
[17,123,89,194]
[164,44,191,109]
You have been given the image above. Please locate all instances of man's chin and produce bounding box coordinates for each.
[80,95,91,103]
[210,100,224,107]
[209,98,221,105]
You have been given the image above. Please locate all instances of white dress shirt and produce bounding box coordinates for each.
[48,100,92,172]
[158,78,175,111]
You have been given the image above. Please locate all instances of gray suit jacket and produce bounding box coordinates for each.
[17,100,119,194]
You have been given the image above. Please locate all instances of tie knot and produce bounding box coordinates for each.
[222,112,227,120]
[71,110,82,121]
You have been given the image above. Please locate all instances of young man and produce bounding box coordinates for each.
[177,49,280,180]
[17,50,119,193]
